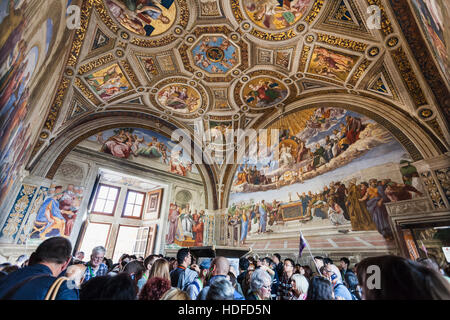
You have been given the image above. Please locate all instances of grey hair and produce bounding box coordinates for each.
[291,273,309,294]
[250,268,272,292]
[91,246,106,256]
[206,279,235,300]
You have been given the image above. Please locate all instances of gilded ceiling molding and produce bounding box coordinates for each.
[366,0,393,36]
[316,33,368,52]
[297,45,311,73]
[74,77,101,106]
[348,58,372,86]
[248,29,296,42]
[77,53,115,75]
[390,47,427,107]
[93,0,119,33]
[304,0,324,25]
[120,59,141,88]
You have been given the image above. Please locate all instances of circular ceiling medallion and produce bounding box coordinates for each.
[120,31,130,40]
[242,77,288,108]
[386,36,399,48]
[206,47,225,62]
[156,84,202,114]
[417,107,434,120]
[243,0,312,31]
[115,49,124,57]
[106,0,177,37]
[367,46,380,58]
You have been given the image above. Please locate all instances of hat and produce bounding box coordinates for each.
[199,259,211,270]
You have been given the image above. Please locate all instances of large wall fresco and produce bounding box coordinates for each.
[0,0,52,209]
[229,107,426,243]
[411,0,449,83]
[165,203,206,248]
[82,127,199,177]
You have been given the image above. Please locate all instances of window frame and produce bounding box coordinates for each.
[121,189,146,220]
[112,224,140,262]
[91,183,121,216]
[78,222,112,256]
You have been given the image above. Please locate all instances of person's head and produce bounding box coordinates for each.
[356,255,450,300]
[33,237,72,276]
[273,253,281,264]
[149,258,170,282]
[80,276,110,300]
[291,273,309,297]
[139,277,171,300]
[239,257,249,272]
[100,273,137,300]
[262,257,273,267]
[176,248,191,267]
[314,256,324,269]
[210,256,230,277]
[103,258,113,271]
[283,258,295,276]
[160,287,191,300]
[206,278,235,300]
[323,257,333,266]
[75,251,85,261]
[90,246,106,268]
[306,276,334,300]
[144,254,159,271]
[250,268,272,300]
[340,257,350,270]
[302,265,313,279]
[122,260,145,285]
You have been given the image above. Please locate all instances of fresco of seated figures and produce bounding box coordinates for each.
[156,84,201,113]
[229,107,426,244]
[81,128,198,177]
[243,77,288,108]
[105,0,177,37]
[243,0,312,30]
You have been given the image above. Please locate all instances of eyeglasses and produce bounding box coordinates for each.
[92,256,104,261]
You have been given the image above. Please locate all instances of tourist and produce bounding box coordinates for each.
[290,273,309,300]
[206,278,235,300]
[321,265,352,300]
[356,255,450,299]
[139,277,171,300]
[246,268,272,300]
[84,246,108,282]
[0,237,78,300]
[160,287,190,300]
[277,258,295,300]
[306,276,334,300]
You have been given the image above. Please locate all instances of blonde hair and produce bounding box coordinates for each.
[291,273,309,294]
[149,258,170,281]
[160,287,190,300]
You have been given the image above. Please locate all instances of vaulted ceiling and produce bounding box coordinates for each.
[24,0,449,209]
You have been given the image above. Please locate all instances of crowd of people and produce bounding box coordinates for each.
[0,237,449,300]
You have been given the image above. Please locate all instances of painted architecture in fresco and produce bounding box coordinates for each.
[229,107,426,244]
[106,0,177,36]
[83,127,197,177]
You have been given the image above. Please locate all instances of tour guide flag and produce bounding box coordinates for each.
[299,230,306,257]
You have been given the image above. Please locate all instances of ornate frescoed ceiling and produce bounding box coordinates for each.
[21,0,449,210]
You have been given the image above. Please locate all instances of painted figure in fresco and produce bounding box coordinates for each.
[58,184,77,236]
[244,80,286,107]
[384,181,423,202]
[359,179,393,239]
[258,200,269,233]
[86,65,128,100]
[296,192,311,216]
[328,198,347,226]
[157,85,200,113]
[137,136,164,158]
[98,129,133,158]
[31,186,67,239]
[239,208,249,244]
[166,203,179,244]
[169,149,191,176]
[192,210,204,246]
[312,47,355,80]
[179,204,194,240]
[345,178,377,231]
